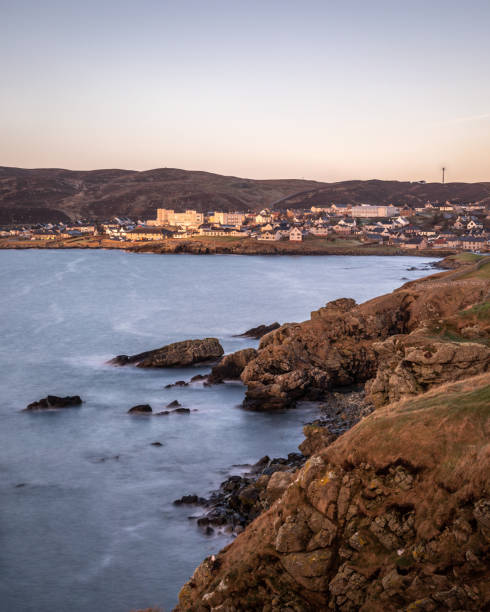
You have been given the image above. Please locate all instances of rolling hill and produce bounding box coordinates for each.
[0,166,489,224]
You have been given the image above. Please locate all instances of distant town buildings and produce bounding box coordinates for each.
[1,199,488,253]
[152,208,204,228]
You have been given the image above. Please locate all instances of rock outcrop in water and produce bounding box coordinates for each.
[109,338,224,368]
[176,374,490,611]
[24,395,82,411]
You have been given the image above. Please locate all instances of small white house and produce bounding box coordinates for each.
[289,227,303,241]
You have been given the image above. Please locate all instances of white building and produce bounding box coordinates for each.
[155,209,204,228]
[208,211,245,227]
[351,205,399,218]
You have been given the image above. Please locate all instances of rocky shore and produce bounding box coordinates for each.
[175,387,372,537]
[170,255,489,611]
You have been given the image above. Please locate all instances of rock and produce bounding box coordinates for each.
[128,404,152,414]
[166,400,181,408]
[108,338,224,368]
[265,471,294,503]
[239,267,489,409]
[173,407,190,414]
[151,441,163,446]
[298,422,335,456]
[173,494,207,506]
[24,395,82,411]
[367,331,490,407]
[235,322,280,339]
[207,348,257,384]
[164,380,188,388]
[190,374,208,382]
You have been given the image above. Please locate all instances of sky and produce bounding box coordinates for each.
[1,0,489,183]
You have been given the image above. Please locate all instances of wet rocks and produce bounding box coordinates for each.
[24,395,82,411]
[155,407,191,415]
[173,494,207,506]
[207,348,257,384]
[235,322,280,339]
[108,337,224,368]
[166,400,181,408]
[179,453,305,534]
[128,404,152,414]
[164,380,188,388]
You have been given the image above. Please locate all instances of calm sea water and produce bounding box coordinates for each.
[0,251,437,612]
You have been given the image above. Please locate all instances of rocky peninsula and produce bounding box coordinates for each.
[168,254,489,611]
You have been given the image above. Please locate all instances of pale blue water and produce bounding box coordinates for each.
[0,251,437,611]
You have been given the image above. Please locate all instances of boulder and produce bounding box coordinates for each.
[207,348,257,384]
[128,404,152,414]
[298,422,335,456]
[108,338,224,368]
[24,395,82,411]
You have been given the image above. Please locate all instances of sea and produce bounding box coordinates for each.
[0,250,437,611]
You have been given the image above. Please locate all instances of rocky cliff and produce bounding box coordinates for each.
[239,260,489,409]
[176,374,490,611]
[173,257,490,611]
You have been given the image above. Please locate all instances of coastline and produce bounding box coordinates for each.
[0,235,455,258]
[165,253,490,611]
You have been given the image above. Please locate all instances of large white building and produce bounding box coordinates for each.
[155,209,204,228]
[350,205,399,218]
[208,211,245,227]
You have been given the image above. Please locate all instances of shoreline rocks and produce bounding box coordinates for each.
[24,395,82,411]
[175,387,371,534]
[108,337,224,368]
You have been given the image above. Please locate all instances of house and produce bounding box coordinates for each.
[289,227,303,241]
[333,219,356,234]
[257,230,281,241]
[309,225,330,236]
[431,238,449,249]
[126,227,173,241]
[467,219,484,231]
[459,236,487,251]
[401,237,428,250]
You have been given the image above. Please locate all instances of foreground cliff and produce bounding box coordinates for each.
[172,257,489,611]
[176,374,490,611]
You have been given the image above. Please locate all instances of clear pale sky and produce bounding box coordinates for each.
[1,0,489,182]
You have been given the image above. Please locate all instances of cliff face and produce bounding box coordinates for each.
[240,262,490,409]
[174,258,490,611]
[176,375,490,611]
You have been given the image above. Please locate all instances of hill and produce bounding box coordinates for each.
[273,178,490,210]
[1,166,489,224]
[0,166,322,224]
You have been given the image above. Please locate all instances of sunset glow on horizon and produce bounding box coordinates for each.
[1,0,489,183]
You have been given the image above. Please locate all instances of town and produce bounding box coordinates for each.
[1,200,489,253]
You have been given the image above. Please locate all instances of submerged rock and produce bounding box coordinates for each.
[108,338,224,368]
[128,404,152,414]
[24,395,82,411]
